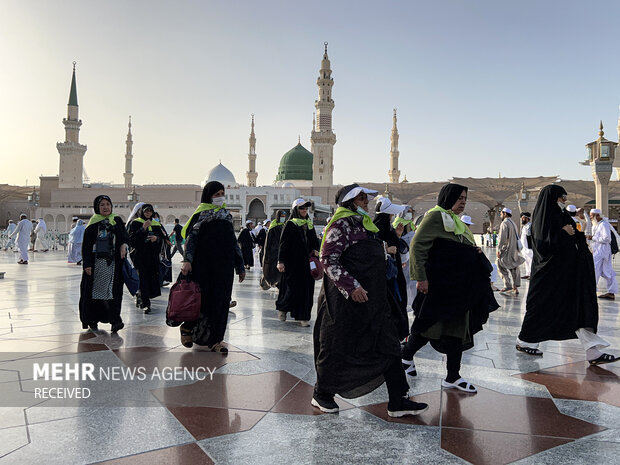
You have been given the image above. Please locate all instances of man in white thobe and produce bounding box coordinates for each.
[10,214,33,264]
[519,212,533,279]
[3,220,17,251]
[34,218,49,251]
[588,209,618,300]
[496,207,524,294]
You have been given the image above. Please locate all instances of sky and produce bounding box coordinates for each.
[2,0,620,188]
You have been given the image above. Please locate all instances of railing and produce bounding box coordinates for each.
[0,231,69,250]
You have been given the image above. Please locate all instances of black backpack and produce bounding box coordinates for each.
[611,229,619,255]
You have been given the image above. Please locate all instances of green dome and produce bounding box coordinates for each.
[276,143,313,181]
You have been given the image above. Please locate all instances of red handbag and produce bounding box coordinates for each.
[309,256,324,280]
[166,275,201,324]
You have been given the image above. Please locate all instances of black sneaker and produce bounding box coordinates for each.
[311,392,339,413]
[387,397,428,418]
[111,322,124,333]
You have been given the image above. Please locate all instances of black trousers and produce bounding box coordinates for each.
[402,334,463,380]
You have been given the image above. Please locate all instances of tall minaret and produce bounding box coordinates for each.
[124,116,134,188]
[247,114,258,187]
[57,62,87,188]
[311,42,337,187]
[388,109,401,183]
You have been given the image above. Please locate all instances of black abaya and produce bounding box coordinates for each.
[79,218,129,327]
[276,221,319,320]
[262,224,283,287]
[519,185,598,343]
[238,228,255,267]
[129,220,164,302]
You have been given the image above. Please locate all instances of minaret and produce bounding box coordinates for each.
[311,42,337,187]
[247,114,258,187]
[124,116,134,188]
[57,62,87,188]
[388,109,401,183]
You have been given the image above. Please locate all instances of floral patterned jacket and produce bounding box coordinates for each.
[320,216,371,299]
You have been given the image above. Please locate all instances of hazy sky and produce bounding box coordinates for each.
[2,0,620,188]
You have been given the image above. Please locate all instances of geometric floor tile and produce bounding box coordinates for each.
[441,428,572,465]
[167,406,266,440]
[152,371,301,411]
[514,362,620,407]
[92,443,214,465]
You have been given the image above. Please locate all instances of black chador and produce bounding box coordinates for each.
[238,225,255,268]
[262,210,287,288]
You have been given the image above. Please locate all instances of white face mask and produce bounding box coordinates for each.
[211,196,225,207]
[279,216,286,223]
[404,212,413,220]
[557,202,565,210]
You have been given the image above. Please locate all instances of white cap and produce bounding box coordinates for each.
[460,215,474,225]
[591,208,601,214]
[566,205,577,212]
[72,216,78,220]
[246,220,254,225]
[339,185,378,203]
[501,207,512,214]
[291,198,312,210]
[376,196,407,215]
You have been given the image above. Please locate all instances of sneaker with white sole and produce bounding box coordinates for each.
[298,320,310,327]
[311,393,339,413]
[387,397,429,417]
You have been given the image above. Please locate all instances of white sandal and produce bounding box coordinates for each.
[401,358,417,377]
[441,377,477,393]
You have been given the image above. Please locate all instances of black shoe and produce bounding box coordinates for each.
[88,322,99,331]
[311,392,339,413]
[387,397,429,418]
[143,307,151,314]
[111,322,124,333]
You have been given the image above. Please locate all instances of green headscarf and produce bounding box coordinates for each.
[320,206,379,253]
[427,205,475,245]
[181,203,226,239]
[289,218,314,229]
[392,217,415,231]
[87,214,116,227]
[133,217,161,231]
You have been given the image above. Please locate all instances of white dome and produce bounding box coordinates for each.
[204,163,237,187]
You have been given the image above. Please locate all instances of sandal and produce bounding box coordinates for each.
[499,288,511,293]
[516,345,543,356]
[442,377,477,393]
[402,358,417,377]
[180,328,193,348]
[209,342,229,353]
[589,353,620,366]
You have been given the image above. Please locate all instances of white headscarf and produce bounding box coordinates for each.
[127,202,145,226]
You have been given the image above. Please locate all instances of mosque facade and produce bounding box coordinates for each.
[1,44,618,234]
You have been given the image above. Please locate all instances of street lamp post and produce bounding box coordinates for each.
[27,186,40,220]
[582,122,617,217]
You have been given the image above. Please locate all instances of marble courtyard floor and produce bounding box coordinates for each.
[0,249,619,465]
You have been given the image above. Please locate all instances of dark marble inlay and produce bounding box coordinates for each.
[93,443,214,465]
[168,406,266,440]
[441,427,572,465]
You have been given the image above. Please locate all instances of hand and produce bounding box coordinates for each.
[143,220,152,230]
[277,262,285,272]
[85,267,92,276]
[311,250,319,257]
[239,272,246,283]
[496,251,500,258]
[350,286,369,303]
[562,224,575,236]
[148,236,158,242]
[476,247,483,254]
[181,261,192,275]
[120,244,128,260]
[395,223,405,237]
[386,246,397,255]
[416,280,429,294]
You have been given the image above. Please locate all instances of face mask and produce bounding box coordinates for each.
[356,206,369,217]
[279,216,286,223]
[404,212,413,220]
[211,196,225,207]
[557,202,565,210]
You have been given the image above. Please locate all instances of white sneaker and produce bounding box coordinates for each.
[298,320,310,327]
[278,311,286,321]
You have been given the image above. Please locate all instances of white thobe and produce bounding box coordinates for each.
[520,223,533,276]
[10,219,33,262]
[34,220,48,251]
[5,223,17,248]
[591,219,618,294]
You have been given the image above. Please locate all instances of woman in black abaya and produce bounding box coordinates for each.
[129,204,165,313]
[238,220,255,269]
[276,199,320,326]
[313,183,428,417]
[261,210,287,289]
[79,195,129,332]
[180,181,246,351]
[517,184,618,365]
